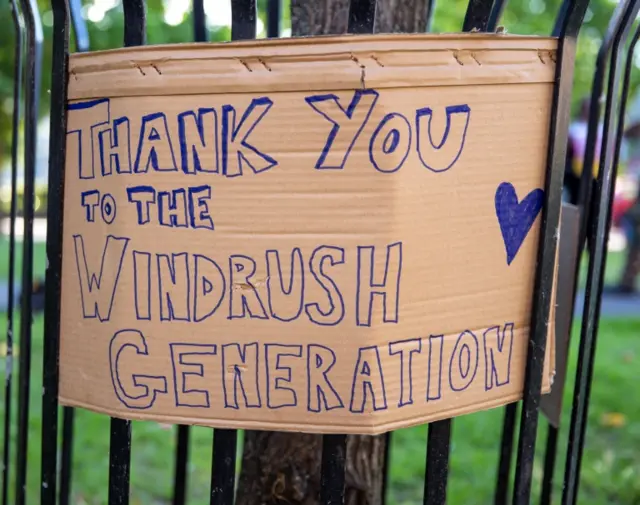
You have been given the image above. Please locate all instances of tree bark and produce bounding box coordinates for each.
[236,1,429,503]
[374,0,431,33]
[236,433,387,505]
[290,0,350,36]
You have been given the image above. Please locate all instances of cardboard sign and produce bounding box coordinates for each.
[59,34,558,434]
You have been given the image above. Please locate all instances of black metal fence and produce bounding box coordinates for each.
[2,0,637,503]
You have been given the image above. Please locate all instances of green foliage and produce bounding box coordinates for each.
[0,183,48,217]
[0,0,635,166]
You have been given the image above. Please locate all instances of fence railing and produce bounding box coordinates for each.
[2,0,637,504]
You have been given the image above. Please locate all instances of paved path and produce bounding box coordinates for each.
[0,283,21,310]
[574,290,640,318]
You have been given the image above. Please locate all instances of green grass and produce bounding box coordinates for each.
[0,238,47,282]
[0,316,637,504]
[578,250,628,290]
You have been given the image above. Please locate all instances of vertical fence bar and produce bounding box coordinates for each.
[58,2,89,501]
[487,0,508,31]
[575,0,628,238]
[511,0,590,503]
[59,408,75,505]
[207,4,255,504]
[381,0,437,493]
[173,425,190,505]
[14,0,43,503]
[380,3,438,497]
[425,0,435,32]
[462,0,495,32]
[494,403,518,505]
[320,435,347,505]
[487,5,520,501]
[424,421,451,505]
[109,418,132,505]
[210,429,237,505]
[41,0,70,503]
[193,0,207,42]
[171,2,207,499]
[4,2,24,505]
[494,4,572,500]
[123,0,146,46]
[423,415,452,505]
[539,425,558,505]
[423,4,496,502]
[267,0,281,38]
[381,433,392,505]
[231,0,256,40]
[107,3,147,504]
[69,0,88,51]
[317,4,377,505]
[538,4,630,503]
[423,419,451,505]
[563,2,640,503]
[348,0,376,33]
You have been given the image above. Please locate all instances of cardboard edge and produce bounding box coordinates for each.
[67,34,558,100]
[68,33,560,62]
[60,389,538,435]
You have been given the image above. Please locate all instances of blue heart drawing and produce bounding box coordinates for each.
[495,182,545,265]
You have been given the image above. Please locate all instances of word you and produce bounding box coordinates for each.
[67,90,471,180]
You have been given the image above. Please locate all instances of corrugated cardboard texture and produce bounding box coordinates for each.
[60,34,558,434]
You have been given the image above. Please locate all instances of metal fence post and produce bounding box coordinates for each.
[15,0,43,503]
[107,2,147,504]
[41,0,70,503]
[511,0,590,503]
[58,3,90,502]
[3,2,24,503]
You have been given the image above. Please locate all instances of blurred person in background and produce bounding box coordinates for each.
[611,94,640,295]
[565,98,600,206]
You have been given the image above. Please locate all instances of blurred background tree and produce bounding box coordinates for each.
[0,0,633,167]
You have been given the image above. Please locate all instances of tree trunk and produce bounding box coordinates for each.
[236,1,427,504]
[290,0,349,36]
[236,433,387,505]
[374,0,430,33]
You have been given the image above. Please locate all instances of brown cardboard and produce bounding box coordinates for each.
[59,33,558,435]
[541,204,581,428]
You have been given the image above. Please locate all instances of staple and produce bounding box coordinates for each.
[238,58,253,72]
[453,51,464,66]
[470,52,481,66]
[257,57,272,71]
[371,54,384,67]
[150,63,162,75]
[537,50,547,64]
[350,53,366,89]
[132,62,146,75]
